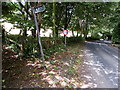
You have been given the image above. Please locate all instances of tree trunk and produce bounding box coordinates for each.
[84,17,89,39]
[64,4,68,30]
[30,2,37,38]
[55,27,58,37]
[80,28,83,37]
[79,19,83,37]
[32,28,36,38]
[2,27,5,43]
[52,2,56,38]
[76,30,79,37]
[64,4,68,42]
[21,28,27,56]
[72,29,75,37]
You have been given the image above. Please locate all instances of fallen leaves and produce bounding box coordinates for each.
[49,71,56,75]
[3,43,85,88]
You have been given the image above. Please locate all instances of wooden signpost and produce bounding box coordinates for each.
[31,5,45,65]
[63,29,68,47]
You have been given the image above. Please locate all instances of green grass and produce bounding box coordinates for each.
[63,42,84,77]
[67,66,76,75]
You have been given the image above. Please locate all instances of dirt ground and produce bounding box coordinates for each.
[111,44,120,49]
[2,43,85,88]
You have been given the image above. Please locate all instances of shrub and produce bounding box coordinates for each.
[67,36,84,44]
[112,23,120,44]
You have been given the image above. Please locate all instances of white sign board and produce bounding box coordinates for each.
[34,5,45,13]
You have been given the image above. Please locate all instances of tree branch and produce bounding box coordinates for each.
[11,2,22,13]
[18,2,32,18]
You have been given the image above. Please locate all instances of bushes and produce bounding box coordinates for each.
[90,33,101,40]
[43,44,65,58]
[5,35,64,58]
[4,35,84,58]
[112,23,120,44]
[41,38,63,49]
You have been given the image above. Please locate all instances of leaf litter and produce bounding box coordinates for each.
[2,43,86,88]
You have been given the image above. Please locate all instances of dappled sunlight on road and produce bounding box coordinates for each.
[80,41,118,88]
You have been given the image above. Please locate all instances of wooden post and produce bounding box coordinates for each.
[32,8,45,65]
[65,35,66,47]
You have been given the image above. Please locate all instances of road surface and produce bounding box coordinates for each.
[80,40,120,88]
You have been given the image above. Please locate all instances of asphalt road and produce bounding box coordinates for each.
[80,40,120,88]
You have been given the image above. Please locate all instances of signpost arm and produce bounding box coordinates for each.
[32,8,45,65]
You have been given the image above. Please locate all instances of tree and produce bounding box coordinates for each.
[2,2,43,56]
[111,2,120,43]
[71,2,116,39]
[52,2,56,38]
[41,2,76,38]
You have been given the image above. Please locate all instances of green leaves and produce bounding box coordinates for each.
[112,23,120,44]
[2,2,16,16]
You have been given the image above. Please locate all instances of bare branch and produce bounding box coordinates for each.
[18,2,32,18]
[10,2,22,13]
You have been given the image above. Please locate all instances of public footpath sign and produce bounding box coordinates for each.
[34,5,45,13]
[63,30,68,47]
